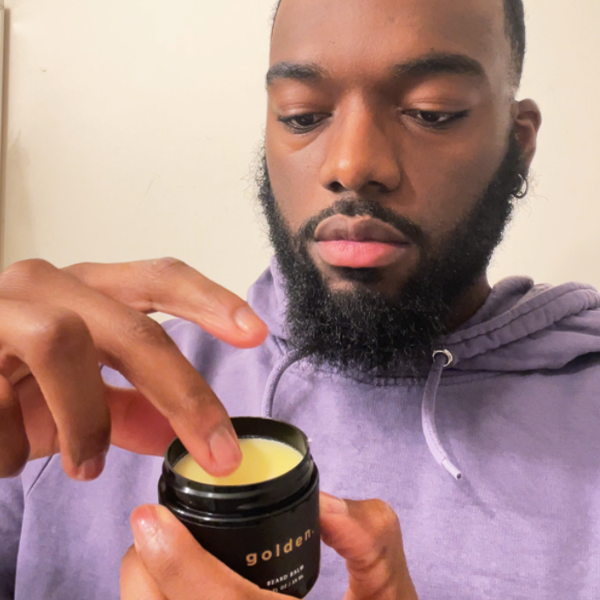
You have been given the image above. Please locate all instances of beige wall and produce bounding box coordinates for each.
[1,0,599,299]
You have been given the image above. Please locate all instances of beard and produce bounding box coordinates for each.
[257,133,527,376]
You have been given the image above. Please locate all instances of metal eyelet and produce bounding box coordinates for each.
[433,349,454,368]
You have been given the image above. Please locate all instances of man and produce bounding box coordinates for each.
[0,0,599,598]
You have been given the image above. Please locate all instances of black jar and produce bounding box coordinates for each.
[158,417,320,598]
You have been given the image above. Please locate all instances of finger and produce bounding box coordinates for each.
[15,374,57,459]
[15,378,175,459]
[1,259,241,476]
[106,386,176,456]
[319,493,418,600]
[130,504,271,600]
[0,374,30,477]
[100,322,242,476]
[0,299,110,480]
[121,545,167,600]
[64,258,269,348]
[0,354,30,387]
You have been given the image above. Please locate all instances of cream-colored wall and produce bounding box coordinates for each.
[489,0,600,289]
[1,0,599,299]
[1,0,275,298]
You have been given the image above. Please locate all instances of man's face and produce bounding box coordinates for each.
[266,0,519,298]
[261,0,539,373]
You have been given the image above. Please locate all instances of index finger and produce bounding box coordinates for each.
[64,258,269,349]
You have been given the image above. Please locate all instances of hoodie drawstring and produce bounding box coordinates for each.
[261,350,306,418]
[262,347,462,480]
[422,350,463,480]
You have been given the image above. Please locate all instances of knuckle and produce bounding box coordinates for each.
[0,259,56,290]
[346,501,402,584]
[27,309,91,359]
[146,546,182,580]
[159,381,209,421]
[62,262,92,280]
[126,314,172,349]
[147,257,187,280]
[364,499,400,538]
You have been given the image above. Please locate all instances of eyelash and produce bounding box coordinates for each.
[277,110,470,133]
[277,114,329,133]
[403,109,470,129]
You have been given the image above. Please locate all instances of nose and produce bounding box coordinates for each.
[319,98,402,195]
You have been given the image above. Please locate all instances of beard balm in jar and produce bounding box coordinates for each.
[158,417,320,598]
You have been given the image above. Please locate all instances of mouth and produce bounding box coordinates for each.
[312,215,411,269]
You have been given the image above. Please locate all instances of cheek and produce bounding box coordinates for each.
[265,130,326,232]
[401,130,509,237]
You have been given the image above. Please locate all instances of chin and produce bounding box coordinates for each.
[322,266,407,298]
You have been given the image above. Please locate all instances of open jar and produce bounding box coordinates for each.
[158,417,320,598]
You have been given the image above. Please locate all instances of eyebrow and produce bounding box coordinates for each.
[266,62,326,86]
[393,52,486,80]
[266,52,486,87]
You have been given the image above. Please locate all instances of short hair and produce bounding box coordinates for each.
[272,0,526,86]
[504,0,526,84]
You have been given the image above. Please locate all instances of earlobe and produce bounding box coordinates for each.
[513,99,542,170]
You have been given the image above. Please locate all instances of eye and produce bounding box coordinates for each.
[404,109,469,129]
[277,113,329,133]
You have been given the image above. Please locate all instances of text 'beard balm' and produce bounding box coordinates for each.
[158,417,320,598]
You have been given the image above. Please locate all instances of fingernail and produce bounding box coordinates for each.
[75,451,107,481]
[131,505,160,550]
[234,306,262,334]
[209,426,243,474]
[320,492,348,514]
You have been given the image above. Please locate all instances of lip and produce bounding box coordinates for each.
[314,240,408,268]
[314,215,409,244]
[313,215,410,269]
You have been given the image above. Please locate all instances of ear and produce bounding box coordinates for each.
[512,99,542,171]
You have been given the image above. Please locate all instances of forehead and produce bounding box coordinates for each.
[271,0,511,87]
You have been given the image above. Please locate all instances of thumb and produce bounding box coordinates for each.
[130,504,268,599]
[319,493,418,600]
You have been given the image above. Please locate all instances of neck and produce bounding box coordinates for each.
[446,275,491,332]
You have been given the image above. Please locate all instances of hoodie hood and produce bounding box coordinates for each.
[248,258,600,374]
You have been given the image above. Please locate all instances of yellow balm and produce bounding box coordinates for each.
[175,437,304,486]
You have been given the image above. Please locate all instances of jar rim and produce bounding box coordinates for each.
[163,417,312,493]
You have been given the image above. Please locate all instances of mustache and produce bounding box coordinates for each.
[296,198,427,248]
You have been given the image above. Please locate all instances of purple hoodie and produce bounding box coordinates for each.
[2,261,600,599]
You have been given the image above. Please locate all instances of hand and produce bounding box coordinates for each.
[120,493,418,600]
[0,258,268,480]
[319,493,418,600]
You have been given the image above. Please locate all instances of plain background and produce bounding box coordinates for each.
[0,0,599,299]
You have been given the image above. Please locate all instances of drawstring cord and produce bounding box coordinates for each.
[261,349,306,418]
[261,347,462,480]
[422,350,463,480]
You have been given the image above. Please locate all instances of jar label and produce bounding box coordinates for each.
[170,482,320,598]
